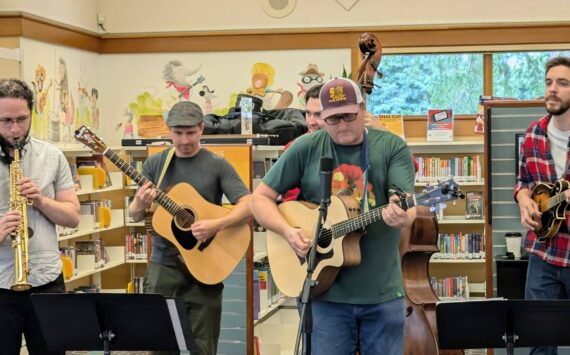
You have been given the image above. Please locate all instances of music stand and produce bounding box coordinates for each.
[31,293,198,354]
[436,299,570,355]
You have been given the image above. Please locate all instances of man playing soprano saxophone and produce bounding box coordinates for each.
[0,79,80,355]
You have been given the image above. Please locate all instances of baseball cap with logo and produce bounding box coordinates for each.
[319,78,363,120]
[165,101,204,127]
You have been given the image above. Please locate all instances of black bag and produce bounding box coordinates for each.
[203,108,307,145]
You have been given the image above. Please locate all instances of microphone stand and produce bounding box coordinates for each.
[294,197,329,355]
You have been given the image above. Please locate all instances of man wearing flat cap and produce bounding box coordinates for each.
[250,78,416,354]
[129,101,252,355]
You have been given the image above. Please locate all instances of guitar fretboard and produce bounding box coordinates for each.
[103,148,184,217]
[545,192,567,210]
[330,195,418,238]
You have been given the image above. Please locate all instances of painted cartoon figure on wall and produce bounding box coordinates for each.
[163,60,205,101]
[246,62,293,110]
[56,57,75,142]
[90,88,100,129]
[30,64,53,139]
[297,63,325,105]
[116,107,135,138]
[199,85,217,114]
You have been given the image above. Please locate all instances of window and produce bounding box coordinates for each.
[493,51,570,99]
[366,53,483,115]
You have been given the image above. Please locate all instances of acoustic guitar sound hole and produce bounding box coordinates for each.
[171,209,197,250]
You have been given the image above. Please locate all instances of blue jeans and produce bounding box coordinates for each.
[310,297,404,355]
[525,253,570,355]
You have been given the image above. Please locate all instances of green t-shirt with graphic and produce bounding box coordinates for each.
[263,128,415,304]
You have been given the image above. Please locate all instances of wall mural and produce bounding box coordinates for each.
[20,38,350,146]
[22,38,100,144]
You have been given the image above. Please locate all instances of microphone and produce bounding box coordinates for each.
[320,157,333,205]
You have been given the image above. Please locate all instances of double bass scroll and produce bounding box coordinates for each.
[356,32,383,96]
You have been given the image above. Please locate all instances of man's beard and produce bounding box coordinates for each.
[0,132,29,164]
[545,96,570,116]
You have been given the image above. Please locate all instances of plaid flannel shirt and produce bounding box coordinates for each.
[514,114,570,267]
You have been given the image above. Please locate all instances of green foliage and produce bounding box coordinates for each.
[493,51,570,99]
[366,54,483,115]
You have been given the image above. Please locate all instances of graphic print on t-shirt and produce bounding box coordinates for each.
[331,163,375,207]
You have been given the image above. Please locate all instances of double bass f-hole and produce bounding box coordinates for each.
[356,32,383,95]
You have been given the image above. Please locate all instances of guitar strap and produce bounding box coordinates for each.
[153,147,196,275]
[360,128,370,213]
[148,147,176,213]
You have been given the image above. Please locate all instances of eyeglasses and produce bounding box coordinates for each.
[324,113,358,125]
[0,117,30,127]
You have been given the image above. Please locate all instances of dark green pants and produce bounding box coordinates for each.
[144,262,223,355]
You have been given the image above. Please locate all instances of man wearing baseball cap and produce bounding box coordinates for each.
[251,78,416,354]
[129,101,252,355]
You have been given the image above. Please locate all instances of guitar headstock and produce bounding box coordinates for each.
[417,178,465,208]
[74,126,108,154]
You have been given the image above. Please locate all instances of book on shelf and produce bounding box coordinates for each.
[465,191,483,220]
[59,246,77,280]
[76,155,112,189]
[427,109,453,142]
[125,233,148,261]
[124,196,135,223]
[80,200,112,229]
[371,114,405,139]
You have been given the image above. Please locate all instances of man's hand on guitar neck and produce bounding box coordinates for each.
[516,188,542,231]
[382,193,416,229]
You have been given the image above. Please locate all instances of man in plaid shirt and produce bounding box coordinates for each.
[514,56,570,355]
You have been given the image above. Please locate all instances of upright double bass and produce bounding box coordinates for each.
[356,32,463,355]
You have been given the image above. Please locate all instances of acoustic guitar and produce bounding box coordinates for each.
[531,178,569,241]
[267,179,463,297]
[74,126,251,285]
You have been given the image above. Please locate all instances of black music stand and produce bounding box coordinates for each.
[436,299,570,355]
[31,293,198,354]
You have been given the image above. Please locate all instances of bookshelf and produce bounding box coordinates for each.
[58,148,128,293]
[405,116,488,300]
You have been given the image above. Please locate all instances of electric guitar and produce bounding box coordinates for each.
[74,126,251,285]
[531,178,569,241]
[267,179,463,297]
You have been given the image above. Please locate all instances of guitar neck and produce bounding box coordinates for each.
[103,149,182,216]
[332,195,417,237]
[546,192,567,210]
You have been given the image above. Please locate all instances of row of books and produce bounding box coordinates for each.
[59,240,111,279]
[253,262,280,320]
[431,275,469,299]
[127,276,145,294]
[80,200,112,229]
[125,233,149,261]
[69,155,114,191]
[415,155,482,183]
[432,233,485,260]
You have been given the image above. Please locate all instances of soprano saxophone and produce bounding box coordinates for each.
[10,143,32,291]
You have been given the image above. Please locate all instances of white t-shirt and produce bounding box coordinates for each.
[547,118,570,178]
